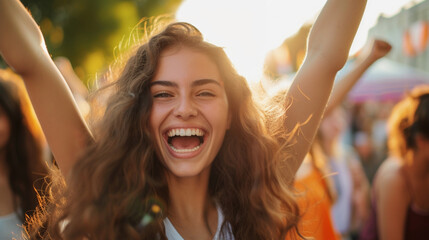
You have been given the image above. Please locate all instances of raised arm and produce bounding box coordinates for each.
[284,0,367,174]
[325,39,392,115]
[0,0,92,178]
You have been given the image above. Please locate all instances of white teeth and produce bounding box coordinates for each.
[170,145,200,153]
[167,128,204,137]
[166,128,204,153]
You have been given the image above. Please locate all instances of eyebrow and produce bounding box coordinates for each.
[150,79,222,88]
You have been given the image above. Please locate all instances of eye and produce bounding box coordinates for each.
[197,91,215,97]
[153,91,173,98]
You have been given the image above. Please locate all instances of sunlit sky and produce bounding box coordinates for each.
[176,0,424,82]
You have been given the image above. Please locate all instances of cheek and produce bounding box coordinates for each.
[149,103,167,133]
[148,107,164,160]
[207,101,229,127]
[149,109,157,134]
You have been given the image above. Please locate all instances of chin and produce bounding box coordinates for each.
[165,161,212,179]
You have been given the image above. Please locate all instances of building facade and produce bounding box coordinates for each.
[368,0,429,73]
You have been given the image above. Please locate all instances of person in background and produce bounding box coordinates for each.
[360,85,429,240]
[265,35,391,240]
[299,38,391,240]
[319,38,391,240]
[0,69,50,240]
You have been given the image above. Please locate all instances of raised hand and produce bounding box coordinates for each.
[363,39,392,62]
[0,0,92,179]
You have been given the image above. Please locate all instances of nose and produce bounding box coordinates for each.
[173,96,198,120]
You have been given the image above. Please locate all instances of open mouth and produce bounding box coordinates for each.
[165,128,205,153]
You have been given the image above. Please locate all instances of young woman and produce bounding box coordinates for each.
[0,0,367,239]
[318,39,392,239]
[0,69,49,240]
[360,85,429,240]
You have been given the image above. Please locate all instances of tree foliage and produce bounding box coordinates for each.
[16,0,182,86]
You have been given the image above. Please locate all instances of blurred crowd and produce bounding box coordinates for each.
[263,22,429,240]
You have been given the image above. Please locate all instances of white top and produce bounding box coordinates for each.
[0,212,24,240]
[163,205,234,240]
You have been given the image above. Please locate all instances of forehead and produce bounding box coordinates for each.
[152,46,222,83]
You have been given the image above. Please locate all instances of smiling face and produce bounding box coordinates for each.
[149,46,230,178]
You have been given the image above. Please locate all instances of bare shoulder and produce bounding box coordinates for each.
[374,157,407,196]
[375,157,410,240]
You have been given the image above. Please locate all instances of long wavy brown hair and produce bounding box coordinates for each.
[264,85,337,204]
[387,85,429,160]
[27,22,301,240]
[0,69,49,223]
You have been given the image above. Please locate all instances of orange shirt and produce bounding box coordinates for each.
[292,168,339,240]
